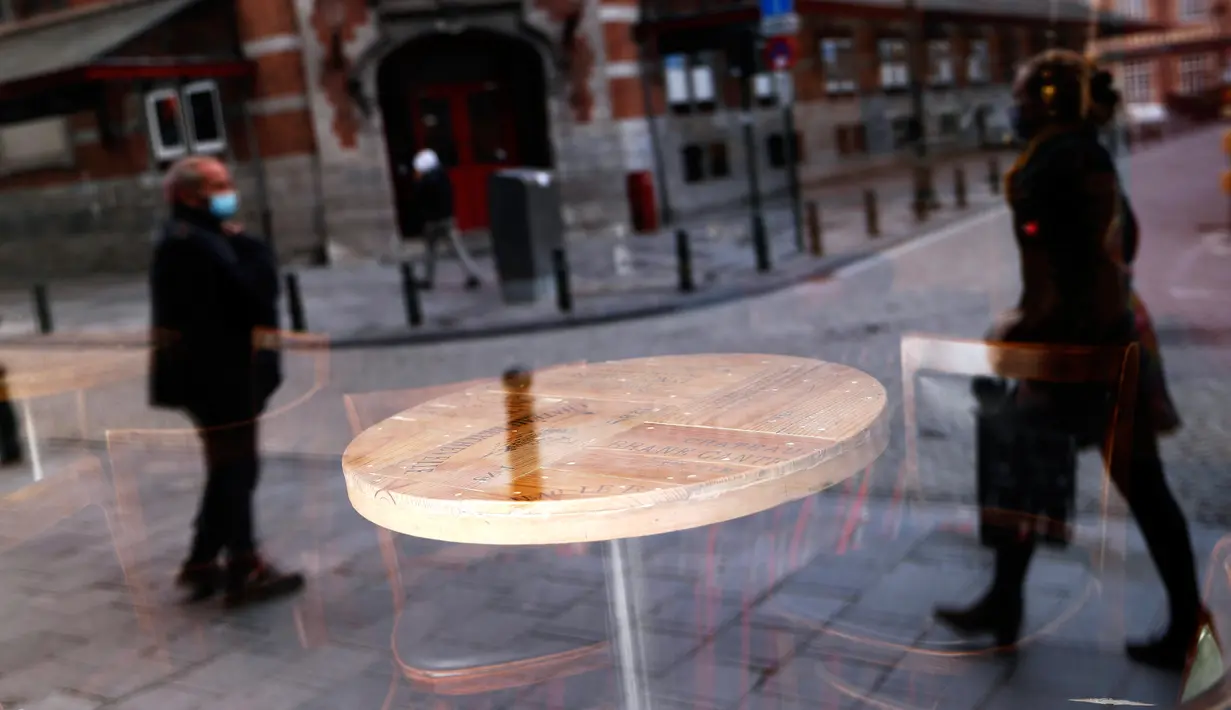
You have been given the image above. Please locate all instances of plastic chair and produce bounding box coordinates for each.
[342,368,611,706]
[900,334,1141,650]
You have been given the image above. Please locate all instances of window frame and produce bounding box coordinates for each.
[664,53,719,114]
[878,38,910,91]
[927,39,954,87]
[1179,0,1207,21]
[819,36,857,95]
[182,80,227,155]
[967,38,990,85]
[0,116,74,176]
[1122,60,1154,104]
[144,87,189,162]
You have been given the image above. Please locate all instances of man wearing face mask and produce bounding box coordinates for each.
[149,156,302,607]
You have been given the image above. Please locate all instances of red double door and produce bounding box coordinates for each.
[412,82,518,232]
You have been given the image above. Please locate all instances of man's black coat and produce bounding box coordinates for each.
[148,207,282,417]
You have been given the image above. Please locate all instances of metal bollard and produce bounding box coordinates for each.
[284,272,307,333]
[988,157,1001,195]
[954,166,968,209]
[552,248,573,314]
[863,189,880,238]
[398,261,423,327]
[752,217,771,273]
[675,229,695,293]
[31,283,53,335]
[806,201,823,257]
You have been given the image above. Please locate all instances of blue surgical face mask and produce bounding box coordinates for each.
[208,191,239,220]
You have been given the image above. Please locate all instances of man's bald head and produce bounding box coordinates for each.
[163,156,231,209]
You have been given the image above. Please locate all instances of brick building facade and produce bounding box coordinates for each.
[0,0,1146,281]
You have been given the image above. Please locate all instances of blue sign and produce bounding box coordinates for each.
[759,0,792,17]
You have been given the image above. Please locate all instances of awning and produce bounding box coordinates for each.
[0,0,247,91]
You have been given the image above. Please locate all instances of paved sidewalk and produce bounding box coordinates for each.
[0,156,1006,347]
[0,441,1224,710]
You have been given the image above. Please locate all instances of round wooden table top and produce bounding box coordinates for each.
[342,354,890,546]
[0,334,147,401]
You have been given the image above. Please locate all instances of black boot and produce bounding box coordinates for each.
[176,561,224,603]
[935,538,1032,650]
[224,553,305,609]
[934,591,1024,649]
[1126,606,1210,672]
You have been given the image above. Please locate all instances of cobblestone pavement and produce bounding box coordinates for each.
[0,130,1228,708]
[0,154,1004,345]
[3,449,1227,710]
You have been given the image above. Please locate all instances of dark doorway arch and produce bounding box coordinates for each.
[378,29,552,236]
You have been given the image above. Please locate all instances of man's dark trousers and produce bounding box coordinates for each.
[186,397,260,564]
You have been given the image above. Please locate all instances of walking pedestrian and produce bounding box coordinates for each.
[413,148,482,290]
[935,50,1205,671]
[0,366,21,466]
[148,156,303,607]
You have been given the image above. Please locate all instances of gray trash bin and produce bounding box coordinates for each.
[488,169,564,305]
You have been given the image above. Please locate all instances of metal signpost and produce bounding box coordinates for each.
[760,0,803,253]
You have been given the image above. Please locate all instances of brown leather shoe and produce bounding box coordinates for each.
[223,555,305,609]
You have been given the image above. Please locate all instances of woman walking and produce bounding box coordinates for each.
[934,49,1204,672]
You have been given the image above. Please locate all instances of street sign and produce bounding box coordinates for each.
[764,36,797,70]
[759,0,798,37]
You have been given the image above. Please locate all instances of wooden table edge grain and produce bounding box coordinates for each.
[342,354,890,546]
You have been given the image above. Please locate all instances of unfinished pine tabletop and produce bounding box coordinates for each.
[342,354,890,546]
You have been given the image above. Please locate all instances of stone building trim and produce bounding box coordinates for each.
[242,33,304,57]
[247,93,311,116]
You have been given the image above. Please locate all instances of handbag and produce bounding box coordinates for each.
[974,378,1078,548]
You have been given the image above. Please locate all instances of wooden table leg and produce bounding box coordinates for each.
[19,399,43,482]
[604,537,651,710]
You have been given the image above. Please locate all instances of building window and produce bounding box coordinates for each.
[1118,0,1148,19]
[928,40,954,87]
[819,36,857,94]
[146,89,188,161]
[145,81,228,162]
[682,144,705,183]
[1000,33,1019,83]
[835,124,867,155]
[879,38,909,90]
[1122,60,1154,103]
[183,81,226,154]
[664,53,718,114]
[754,73,778,106]
[0,116,73,175]
[709,142,730,178]
[1179,54,1214,94]
[967,39,990,84]
[767,132,803,168]
[938,112,961,136]
[891,116,914,149]
[1180,0,1207,21]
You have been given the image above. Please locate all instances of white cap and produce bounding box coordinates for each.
[413,149,440,173]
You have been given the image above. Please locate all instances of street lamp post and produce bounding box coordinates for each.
[905,0,936,216]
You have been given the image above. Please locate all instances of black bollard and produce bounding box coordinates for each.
[552,248,573,314]
[674,229,695,293]
[863,189,880,238]
[284,272,307,333]
[988,157,1001,195]
[806,201,823,257]
[954,166,968,209]
[32,283,52,335]
[752,218,771,273]
[398,261,423,327]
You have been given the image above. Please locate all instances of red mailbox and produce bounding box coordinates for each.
[626,171,659,234]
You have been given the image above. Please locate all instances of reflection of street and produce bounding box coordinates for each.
[5,129,1231,707]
